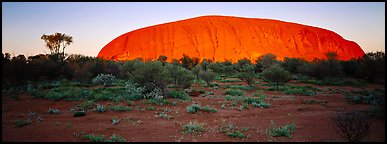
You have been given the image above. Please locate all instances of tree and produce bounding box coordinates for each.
[166,64,195,90]
[157,55,168,66]
[199,69,216,86]
[255,53,279,73]
[282,57,307,74]
[192,64,202,80]
[237,63,255,87]
[359,51,385,83]
[261,64,291,90]
[179,54,199,70]
[131,61,171,96]
[41,32,73,61]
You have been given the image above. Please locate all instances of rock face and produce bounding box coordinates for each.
[97,15,365,62]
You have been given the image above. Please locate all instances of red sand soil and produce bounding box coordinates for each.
[2,80,384,142]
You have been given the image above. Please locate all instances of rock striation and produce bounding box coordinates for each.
[98,15,365,62]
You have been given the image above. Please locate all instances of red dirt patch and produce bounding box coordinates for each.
[2,82,385,142]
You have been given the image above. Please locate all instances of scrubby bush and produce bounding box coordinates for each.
[224,89,244,96]
[282,57,308,74]
[125,80,145,101]
[167,90,191,101]
[269,123,296,138]
[180,54,199,70]
[166,64,195,90]
[96,104,106,112]
[73,110,86,117]
[47,108,61,114]
[255,53,279,72]
[202,105,218,113]
[331,111,371,142]
[237,64,256,87]
[262,64,291,90]
[186,103,202,114]
[199,69,216,86]
[182,120,205,134]
[92,73,115,86]
[131,61,171,95]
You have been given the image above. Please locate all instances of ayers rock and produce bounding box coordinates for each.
[98,15,365,62]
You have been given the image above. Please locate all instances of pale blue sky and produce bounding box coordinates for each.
[2,2,385,57]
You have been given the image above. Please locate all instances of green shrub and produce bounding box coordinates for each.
[82,134,105,142]
[243,97,260,104]
[186,103,202,114]
[105,134,127,142]
[252,101,270,108]
[224,85,255,91]
[92,73,115,86]
[96,104,106,112]
[148,98,170,106]
[224,89,244,96]
[219,120,236,133]
[219,119,244,138]
[199,69,216,86]
[227,130,244,138]
[221,104,226,109]
[168,90,191,101]
[111,117,120,125]
[167,64,195,90]
[73,110,86,117]
[75,100,95,111]
[109,105,132,112]
[47,108,61,114]
[261,64,291,90]
[182,120,205,134]
[14,119,32,128]
[131,61,171,95]
[202,106,218,113]
[157,112,173,119]
[221,78,242,83]
[269,123,296,138]
[124,80,145,101]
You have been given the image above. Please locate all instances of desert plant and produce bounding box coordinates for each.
[109,105,132,112]
[92,73,115,86]
[167,64,195,90]
[255,53,280,72]
[47,108,61,114]
[73,110,86,117]
[186,103,202,114]
[224,89,244,96]
[77,100,96,110]
[199,69,216,86]
[14,119,32,128]
[202,106,218,113]
[144,87,163,100]
[262,64,291,90]
[96,104,106,112]
[157,112,173,120]
[237,64,256,87]
[168,90,191,101]
[251,101,270,108]
[82,134,105,142]
[105,134,127,142]
[111,117,120,125]
[227,130,244,138]
[269,123,296,138]
[131,61,171,96]
[125,80,145,101]
[221,104,226,109]
[182,120,205,134]
[331,111,371,142]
